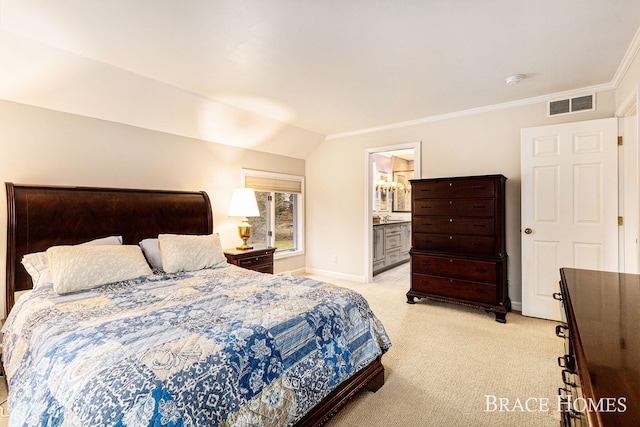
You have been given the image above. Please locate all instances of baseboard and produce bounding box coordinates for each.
[511,300,522,312]
[304,268,367,283]
[276,267,306,276]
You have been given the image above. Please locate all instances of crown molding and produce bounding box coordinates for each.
[327,25,640,142]
[612,26,640,88]
[325,82,615,140]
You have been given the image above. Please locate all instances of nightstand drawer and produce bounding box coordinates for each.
[237,253,272,268]
[251,263,275,274]
[224,247,275,274]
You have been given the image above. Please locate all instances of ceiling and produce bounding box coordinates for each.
[1,0,640,140]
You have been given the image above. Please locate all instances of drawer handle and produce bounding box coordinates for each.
[558,387,571,398]
[557,388,572,411]
[561,370,576,387]
[558,355,575,372]
[557,355,567,368]
[555,324,568,339]
[419,261,432,266]
[557,355,573,369]
[552,292,563,301]
[475,288,488,294]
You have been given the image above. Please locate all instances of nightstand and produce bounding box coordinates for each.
[224,246,276,274]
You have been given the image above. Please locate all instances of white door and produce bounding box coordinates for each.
[521,117,618,321]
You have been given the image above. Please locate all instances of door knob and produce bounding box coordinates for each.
[524,228,533,234]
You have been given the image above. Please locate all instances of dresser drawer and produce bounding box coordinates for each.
[413,233,496,255]
[413,199,495,217]
[413,216,495,236]
[412,179,495,200]
[412,273,498,305]
[412,254,497,283]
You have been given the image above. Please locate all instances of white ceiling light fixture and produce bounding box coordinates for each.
[505,74,525,85]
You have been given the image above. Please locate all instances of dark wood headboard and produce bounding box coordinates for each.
[5,183,213,314]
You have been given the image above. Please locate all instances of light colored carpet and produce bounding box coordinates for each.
[314,273,564,427]
[0,269,564,427]
[0,376,7,427]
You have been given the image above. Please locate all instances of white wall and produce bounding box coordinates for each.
[0,30,325,160]
[306,90,619,306]
[0,100,306,316]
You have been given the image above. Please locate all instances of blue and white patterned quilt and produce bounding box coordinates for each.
[2,266,391,427]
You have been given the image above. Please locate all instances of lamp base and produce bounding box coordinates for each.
[237,220,253,250]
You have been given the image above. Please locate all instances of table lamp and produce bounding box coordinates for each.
[228,188,260,250]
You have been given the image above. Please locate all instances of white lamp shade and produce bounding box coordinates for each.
[228,188,260,217]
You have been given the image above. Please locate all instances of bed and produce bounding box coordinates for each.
[3,183,390,426]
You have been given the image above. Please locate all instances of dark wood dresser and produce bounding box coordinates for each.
[556,268,640,426]
[407,175,510,323]
[224,246,275,273]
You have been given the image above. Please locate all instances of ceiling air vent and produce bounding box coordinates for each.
[548,93,595,117]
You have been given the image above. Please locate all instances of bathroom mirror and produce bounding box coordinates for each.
[371,149,414,213]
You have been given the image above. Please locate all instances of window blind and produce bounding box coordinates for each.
[245,175,303,194]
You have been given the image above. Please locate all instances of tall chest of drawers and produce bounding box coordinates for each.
[407,175,510,323]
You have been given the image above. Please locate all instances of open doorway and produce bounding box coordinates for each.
[364,142,421,283]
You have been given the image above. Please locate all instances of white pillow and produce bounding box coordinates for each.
[21,235,123,289]
[47,245,152,294]
[158,234,227,273]
[139,238,163,270]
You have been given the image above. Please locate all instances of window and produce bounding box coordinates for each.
[242,169,304,257]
